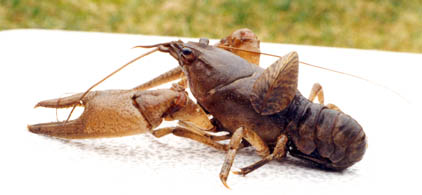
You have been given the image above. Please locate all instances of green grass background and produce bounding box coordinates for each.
[1,0,421,53]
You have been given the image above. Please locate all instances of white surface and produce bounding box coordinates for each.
[1,29,421,194]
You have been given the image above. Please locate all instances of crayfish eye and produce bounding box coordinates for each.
[182,47,192,55]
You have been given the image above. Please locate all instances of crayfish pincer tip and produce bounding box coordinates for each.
[27,124,38,133]
[219,175,231,189]
[33,101,44,108]
[231,169,245,176]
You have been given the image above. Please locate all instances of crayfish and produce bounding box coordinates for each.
[28,29,367,188]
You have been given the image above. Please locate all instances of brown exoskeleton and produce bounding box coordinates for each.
[28,29,367,188]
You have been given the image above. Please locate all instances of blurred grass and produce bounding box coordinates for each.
[1,0,421,53]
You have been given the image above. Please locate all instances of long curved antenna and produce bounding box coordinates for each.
[133,42,173,49]
[64,48,159,124]
[217,45,409,103]
[299,61,410,103]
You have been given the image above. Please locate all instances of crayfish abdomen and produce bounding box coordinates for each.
[282,92,367,170]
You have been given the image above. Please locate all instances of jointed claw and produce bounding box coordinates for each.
[28,90,149,139]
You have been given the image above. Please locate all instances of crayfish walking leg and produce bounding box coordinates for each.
[232,134,289,176]
[219,127,271,189]
[308,83,341,112]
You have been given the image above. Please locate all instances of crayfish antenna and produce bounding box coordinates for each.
[133,41,173,49]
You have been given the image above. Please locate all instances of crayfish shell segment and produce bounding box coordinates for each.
[133,89,183,129]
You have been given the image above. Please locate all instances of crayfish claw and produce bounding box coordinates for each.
[28,89,151,139]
